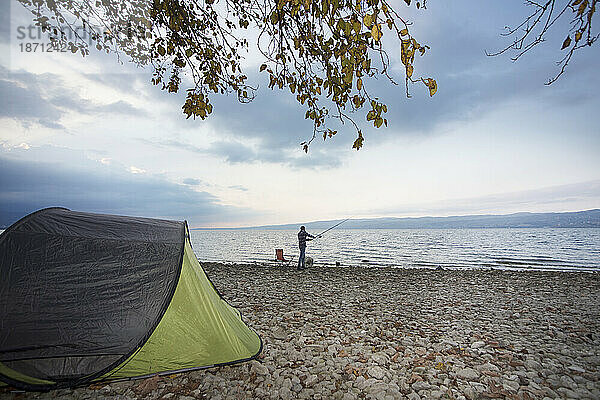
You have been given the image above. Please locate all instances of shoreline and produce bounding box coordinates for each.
[3,263,599,399]
[200,260,600,273]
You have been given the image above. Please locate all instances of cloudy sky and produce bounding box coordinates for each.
[1,0,599,228]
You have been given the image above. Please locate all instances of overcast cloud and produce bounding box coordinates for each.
[1,0,598,227]
[0,66,146,130]
[0,146,254,227]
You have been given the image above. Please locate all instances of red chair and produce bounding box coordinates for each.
[275,249,294,266]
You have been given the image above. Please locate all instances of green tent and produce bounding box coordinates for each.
[0,208,262,391]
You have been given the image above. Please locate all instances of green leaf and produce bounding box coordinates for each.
[270,11,279,24]
[352,131,364,150]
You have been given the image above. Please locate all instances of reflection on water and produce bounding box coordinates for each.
[190,228,600,271]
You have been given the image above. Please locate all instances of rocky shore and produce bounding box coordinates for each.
[3,264,599,399]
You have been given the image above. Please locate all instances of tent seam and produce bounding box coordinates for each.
[80,221,188,386]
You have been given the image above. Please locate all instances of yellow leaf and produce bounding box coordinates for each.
[363,14,373,27]
[575,31,582,42]
[371,24,382,41]
[406,64,413,78]
[400,28,408,36]
[357,78,363,90]
[427,78,437,96]
[561,35,572,49]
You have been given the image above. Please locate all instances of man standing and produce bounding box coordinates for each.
[297,226,318,270]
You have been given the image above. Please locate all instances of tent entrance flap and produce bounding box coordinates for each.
[105,240,261,379]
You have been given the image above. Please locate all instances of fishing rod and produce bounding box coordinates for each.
[314,218,352,238]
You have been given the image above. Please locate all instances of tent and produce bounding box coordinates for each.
[0,208,262,391]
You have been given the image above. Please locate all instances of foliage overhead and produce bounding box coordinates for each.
[17,0,598,150]
[18,0,436,150]
[489,0,598,85]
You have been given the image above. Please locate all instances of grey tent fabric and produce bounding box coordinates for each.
[0,208,185,387]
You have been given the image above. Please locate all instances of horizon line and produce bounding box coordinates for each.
[190,208,600,230]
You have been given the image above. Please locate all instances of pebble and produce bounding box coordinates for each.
[503,379,520,392]
[250,360,269,376]
[367,366,386,380]
[413,366,426,374]
[456,368,480,381]
[3,265,598,400]
[477,362,499,372]
[568,365,586,373]
[411,381,430,391]
[470,341,485,349]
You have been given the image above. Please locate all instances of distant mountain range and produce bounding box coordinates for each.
[194,209,600,230]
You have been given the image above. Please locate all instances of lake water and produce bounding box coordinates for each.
[190,228,600,272]
[1,228,598,271]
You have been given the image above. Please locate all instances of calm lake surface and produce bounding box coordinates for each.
[190,228,600,272]
[0,228,597,271]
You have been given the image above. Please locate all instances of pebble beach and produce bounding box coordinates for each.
[3,264,600,399]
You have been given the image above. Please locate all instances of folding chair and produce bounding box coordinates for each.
[275,248,295,266]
